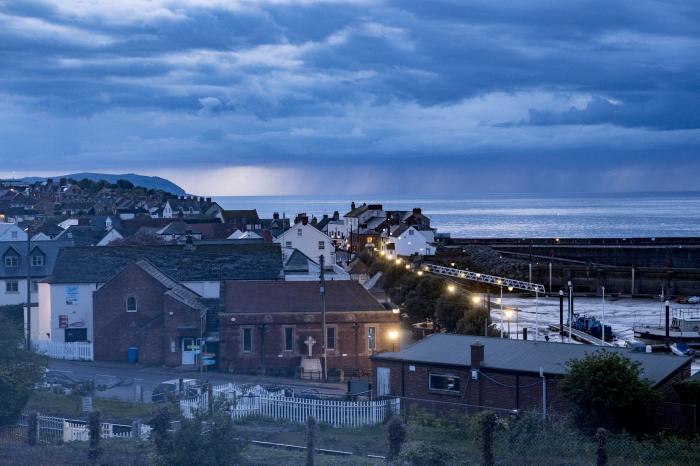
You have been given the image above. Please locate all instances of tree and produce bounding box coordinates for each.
[387,415,407,461]
[148,406,171,456]
[559,350,660,434]
[116,179,135,190]
[455,307,499,337]
[0,315,47,426]
[87,410,102,464]
[434,293,467,332]
[403,276,444,323]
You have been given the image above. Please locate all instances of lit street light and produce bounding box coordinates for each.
[505,309,514,338]
[388,329,400,352]
[447,284,456,293]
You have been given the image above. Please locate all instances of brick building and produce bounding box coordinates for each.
[93,260,208,366]
[219,280,400,376]
[371,334,692,416]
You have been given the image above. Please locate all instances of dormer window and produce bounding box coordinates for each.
[126,296,138,312]
[31,255,44,267]
[4,256,18,268]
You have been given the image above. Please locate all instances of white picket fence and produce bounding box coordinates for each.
[63,421,144,442]
[32,340,93,361]
[180,383,400,428]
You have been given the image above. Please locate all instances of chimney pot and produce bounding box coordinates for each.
[470,341,484,369]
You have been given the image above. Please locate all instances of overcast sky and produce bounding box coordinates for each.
[0,0,698,195]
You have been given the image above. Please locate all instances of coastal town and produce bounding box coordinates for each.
[1,176,699,464]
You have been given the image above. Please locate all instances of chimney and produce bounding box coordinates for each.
[206,197,211,202]
[333,211,339,220]
[301,216,308,226]
[311,216,318,225]
[322,214,328,220]
[199,196,204,202]
[273,212,279,220]
[470,341,484,369]
[351,201,356,210]
[413,207,422,215]
[184,228,195,251]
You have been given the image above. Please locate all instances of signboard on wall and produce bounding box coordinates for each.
[58,315,68,329]
[65,286,79,305]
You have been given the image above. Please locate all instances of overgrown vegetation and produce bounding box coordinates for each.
[361,251,499,336]
[559,350,660,435]
[0,315,47,426]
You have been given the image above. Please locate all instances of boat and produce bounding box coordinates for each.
[670,342,696,357]
[569,313,613,342]
[633,308,700,344]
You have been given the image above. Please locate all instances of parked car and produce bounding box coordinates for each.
[151,378,202,403]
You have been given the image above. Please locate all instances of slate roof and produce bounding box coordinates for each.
[134,260,208,312]
[48,243,283,284]
[344,204,368,218]
[57,225,110,246]
[0,240,73,279]
[222,209,260,224]
[372,333,692,387]
[224,280,386,314]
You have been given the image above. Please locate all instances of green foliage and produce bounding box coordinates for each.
[87,410,102,464]
[306,416,317,466]
[673,378,700,405]
[403,276,444,323]
[148,406,171,456]
[559,350,660,434]
[0,315,47,426]
[434,293,467,332]
[153,407,245,466]
[456,307,499,337]
[387,415,407,461]
[398,441,457,466]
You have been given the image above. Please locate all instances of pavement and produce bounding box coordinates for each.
[47,359,348,403]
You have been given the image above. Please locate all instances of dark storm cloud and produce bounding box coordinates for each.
[0,0,698,193]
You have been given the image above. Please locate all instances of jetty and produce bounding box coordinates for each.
[547,324,610,346]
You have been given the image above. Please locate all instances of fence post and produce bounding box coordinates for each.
[481,412,496,466]
[27,412,38,446]
[596,428,608,466]
[306,416,317,466]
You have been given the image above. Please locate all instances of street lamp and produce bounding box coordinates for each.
[471,295,481,305]
[388,329,399,352]
[447,284,456,293]
[505,309,514,338]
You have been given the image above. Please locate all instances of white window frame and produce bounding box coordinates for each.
[5,280,19,293]
[368,326,376,351]
[31,254,44,267]
[4,256,18,268]
[126,296,138,313]
[429,372,461,393]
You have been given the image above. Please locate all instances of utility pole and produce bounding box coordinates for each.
[25,225,32,351]
[559,289,564,341]
[568,281,573,342]
[319,254,327,381]
[601,286,606,345]
[664,300,670,349]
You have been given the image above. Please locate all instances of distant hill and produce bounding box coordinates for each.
[20,173,186,196]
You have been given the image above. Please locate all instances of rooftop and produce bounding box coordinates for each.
[372,333,692,387]
[224,280,386,314]
[48,243,283,284]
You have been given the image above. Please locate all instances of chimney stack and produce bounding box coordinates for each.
[470,341,484,369]
[350,201,356,210]
[333,211,339,220]
[413,207,422,215]
[273,212,280,220]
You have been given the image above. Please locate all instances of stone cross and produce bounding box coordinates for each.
[304,336,316,357]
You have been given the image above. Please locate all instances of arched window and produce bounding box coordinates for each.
[126,296,137,312]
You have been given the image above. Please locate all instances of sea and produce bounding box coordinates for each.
[214,192,700,238]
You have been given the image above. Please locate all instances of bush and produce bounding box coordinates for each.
[398,441,457,466]
[387,415,407,461]
[559,350,660,435]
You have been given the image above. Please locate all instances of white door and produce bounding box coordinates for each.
[377,367,390,396]
[181,338,196,365]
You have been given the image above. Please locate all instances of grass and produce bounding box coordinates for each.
[25,391,168,423]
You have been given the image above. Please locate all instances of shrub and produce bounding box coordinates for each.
[387,415,407,461]
[398,441,457,466]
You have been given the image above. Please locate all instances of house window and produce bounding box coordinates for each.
[242,328,253,352]
[368,327,376,351]
[31,255,44,267]
[408,229,414,236]
[31,281,38,293]
[326,327,336,350]
[126,296,137,312]
[4,256,18,268]
[5,281,19,293]
[318,241,325,250]
[285,241,292,248]
[429,373,461,393]
[297,228,302,237]
[284,327,294,352]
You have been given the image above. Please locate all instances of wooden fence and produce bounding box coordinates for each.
[180,384,400,428]
[32,341,93,361]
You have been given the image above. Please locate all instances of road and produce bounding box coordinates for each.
[48,360,347,402]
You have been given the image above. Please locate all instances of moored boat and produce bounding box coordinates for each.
[633,308,700,344]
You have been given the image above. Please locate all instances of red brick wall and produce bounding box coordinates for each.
[219,310,399,375]
[93,263,202,366]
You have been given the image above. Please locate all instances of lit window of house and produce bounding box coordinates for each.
[368,327,376,351]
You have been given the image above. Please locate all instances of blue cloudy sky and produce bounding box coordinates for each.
[0,0,699,195]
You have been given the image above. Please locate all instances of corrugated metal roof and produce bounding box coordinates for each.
[372,333,691,386]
